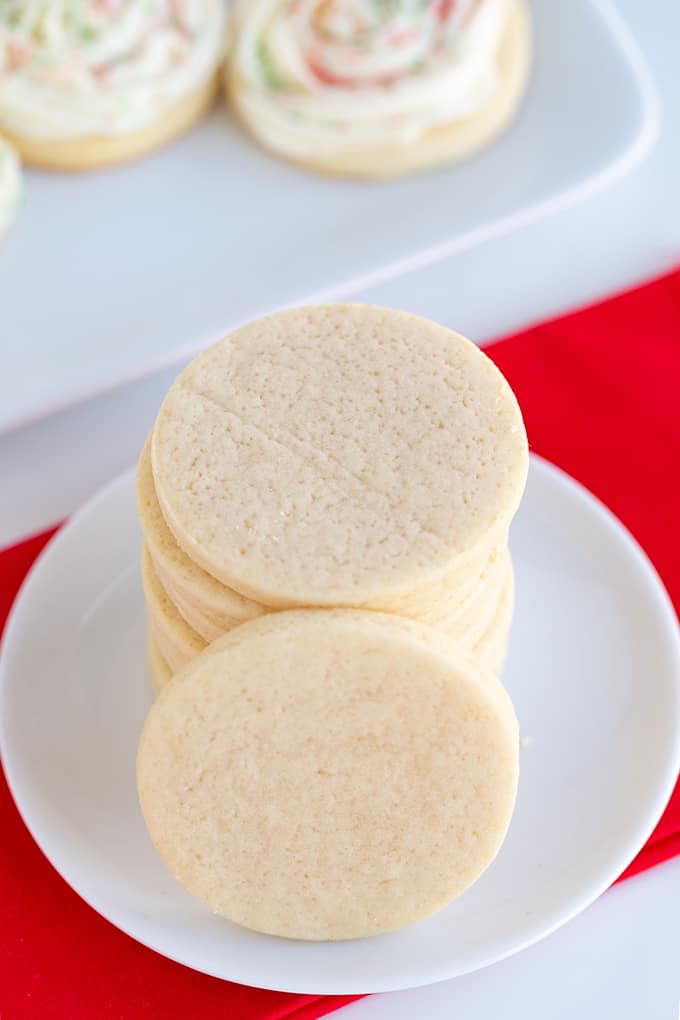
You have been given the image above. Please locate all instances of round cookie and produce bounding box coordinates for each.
[474,559,515,675]
[5,76,218,172]
[0,1,224,171]
[137,437,267,630]
[367,527,505,619]
[166,545,510,653]
[140,402,507,644]
[157,569,227,644]
[140,427,505,628]
[137,609,519,940]
[143,538,514,677]
[151,304,528,608]
[424,545,510,643]
[146,630,173,697]
[227,0,530,180]
[141,546,207,673]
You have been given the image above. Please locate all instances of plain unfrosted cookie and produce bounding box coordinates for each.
[146,630,173,697]
[137,609,519,940]
[156,570,227,644]
[151,305,528,608]
[474,559,515,675]
[137,437,266,630]
[140,431,502,632]
[141,546,207,673]
[367,528,504,618]
[426,545,509,644]
[143,537,512,675]
[142,403,507,646]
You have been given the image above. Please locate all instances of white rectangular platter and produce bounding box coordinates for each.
[0,0,658,434]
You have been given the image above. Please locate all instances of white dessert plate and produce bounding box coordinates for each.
[0,0,660,436]
[1,455,678,994]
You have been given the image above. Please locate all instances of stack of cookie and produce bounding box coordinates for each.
[136,304,528,940]
[138,304,525,694]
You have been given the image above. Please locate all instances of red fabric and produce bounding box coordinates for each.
[1,268,679,1017]
[484,269,680,882]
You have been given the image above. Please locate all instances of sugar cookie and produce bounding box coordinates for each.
[227,0,530,179]
[0,1,225,170]
[474,559,515,674]
[141,546,207,673]
[146,630,173,697]
[137,437,267,630]
[151,304,528,608]
[137,609,519,940]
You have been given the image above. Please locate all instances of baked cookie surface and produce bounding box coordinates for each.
[151,304,528,608]
[137,609,519,940]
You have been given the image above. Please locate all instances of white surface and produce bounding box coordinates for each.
[1,457,678,995]
[0,0,659,435]
[0,0,678,1014]
[1,2,678,551]
[339,856,680,1019]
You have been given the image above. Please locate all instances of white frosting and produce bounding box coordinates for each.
[0,135,21,234]
[0,0,226,140]
[233,0,512,160]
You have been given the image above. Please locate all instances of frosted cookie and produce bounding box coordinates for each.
[0,1,225,170]
[137,609,519,940]
[146,630,172,697]
[141,546,206,673]
[0,135,21,236]
[227,0,530,179]
[151,304,528,609]
[137,437,267,631]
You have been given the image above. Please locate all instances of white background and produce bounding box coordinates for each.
[1,1,678,1017]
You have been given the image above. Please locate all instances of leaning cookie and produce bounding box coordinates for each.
[137,609,519,940]
[0,135,21,235]
[0,0,226,171]
[227,0,530,179]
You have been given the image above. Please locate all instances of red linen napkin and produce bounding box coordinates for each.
[484,268,680,881]
[1,269,679,1018]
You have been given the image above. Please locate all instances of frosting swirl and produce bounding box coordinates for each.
[0,135,21,234]
[0,0,226,140]
[232,0,513,159]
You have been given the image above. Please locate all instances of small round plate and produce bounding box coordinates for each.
[1,457,678,995]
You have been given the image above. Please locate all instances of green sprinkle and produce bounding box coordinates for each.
[257,40,285,91]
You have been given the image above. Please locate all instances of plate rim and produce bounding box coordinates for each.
[1,454,679,995]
